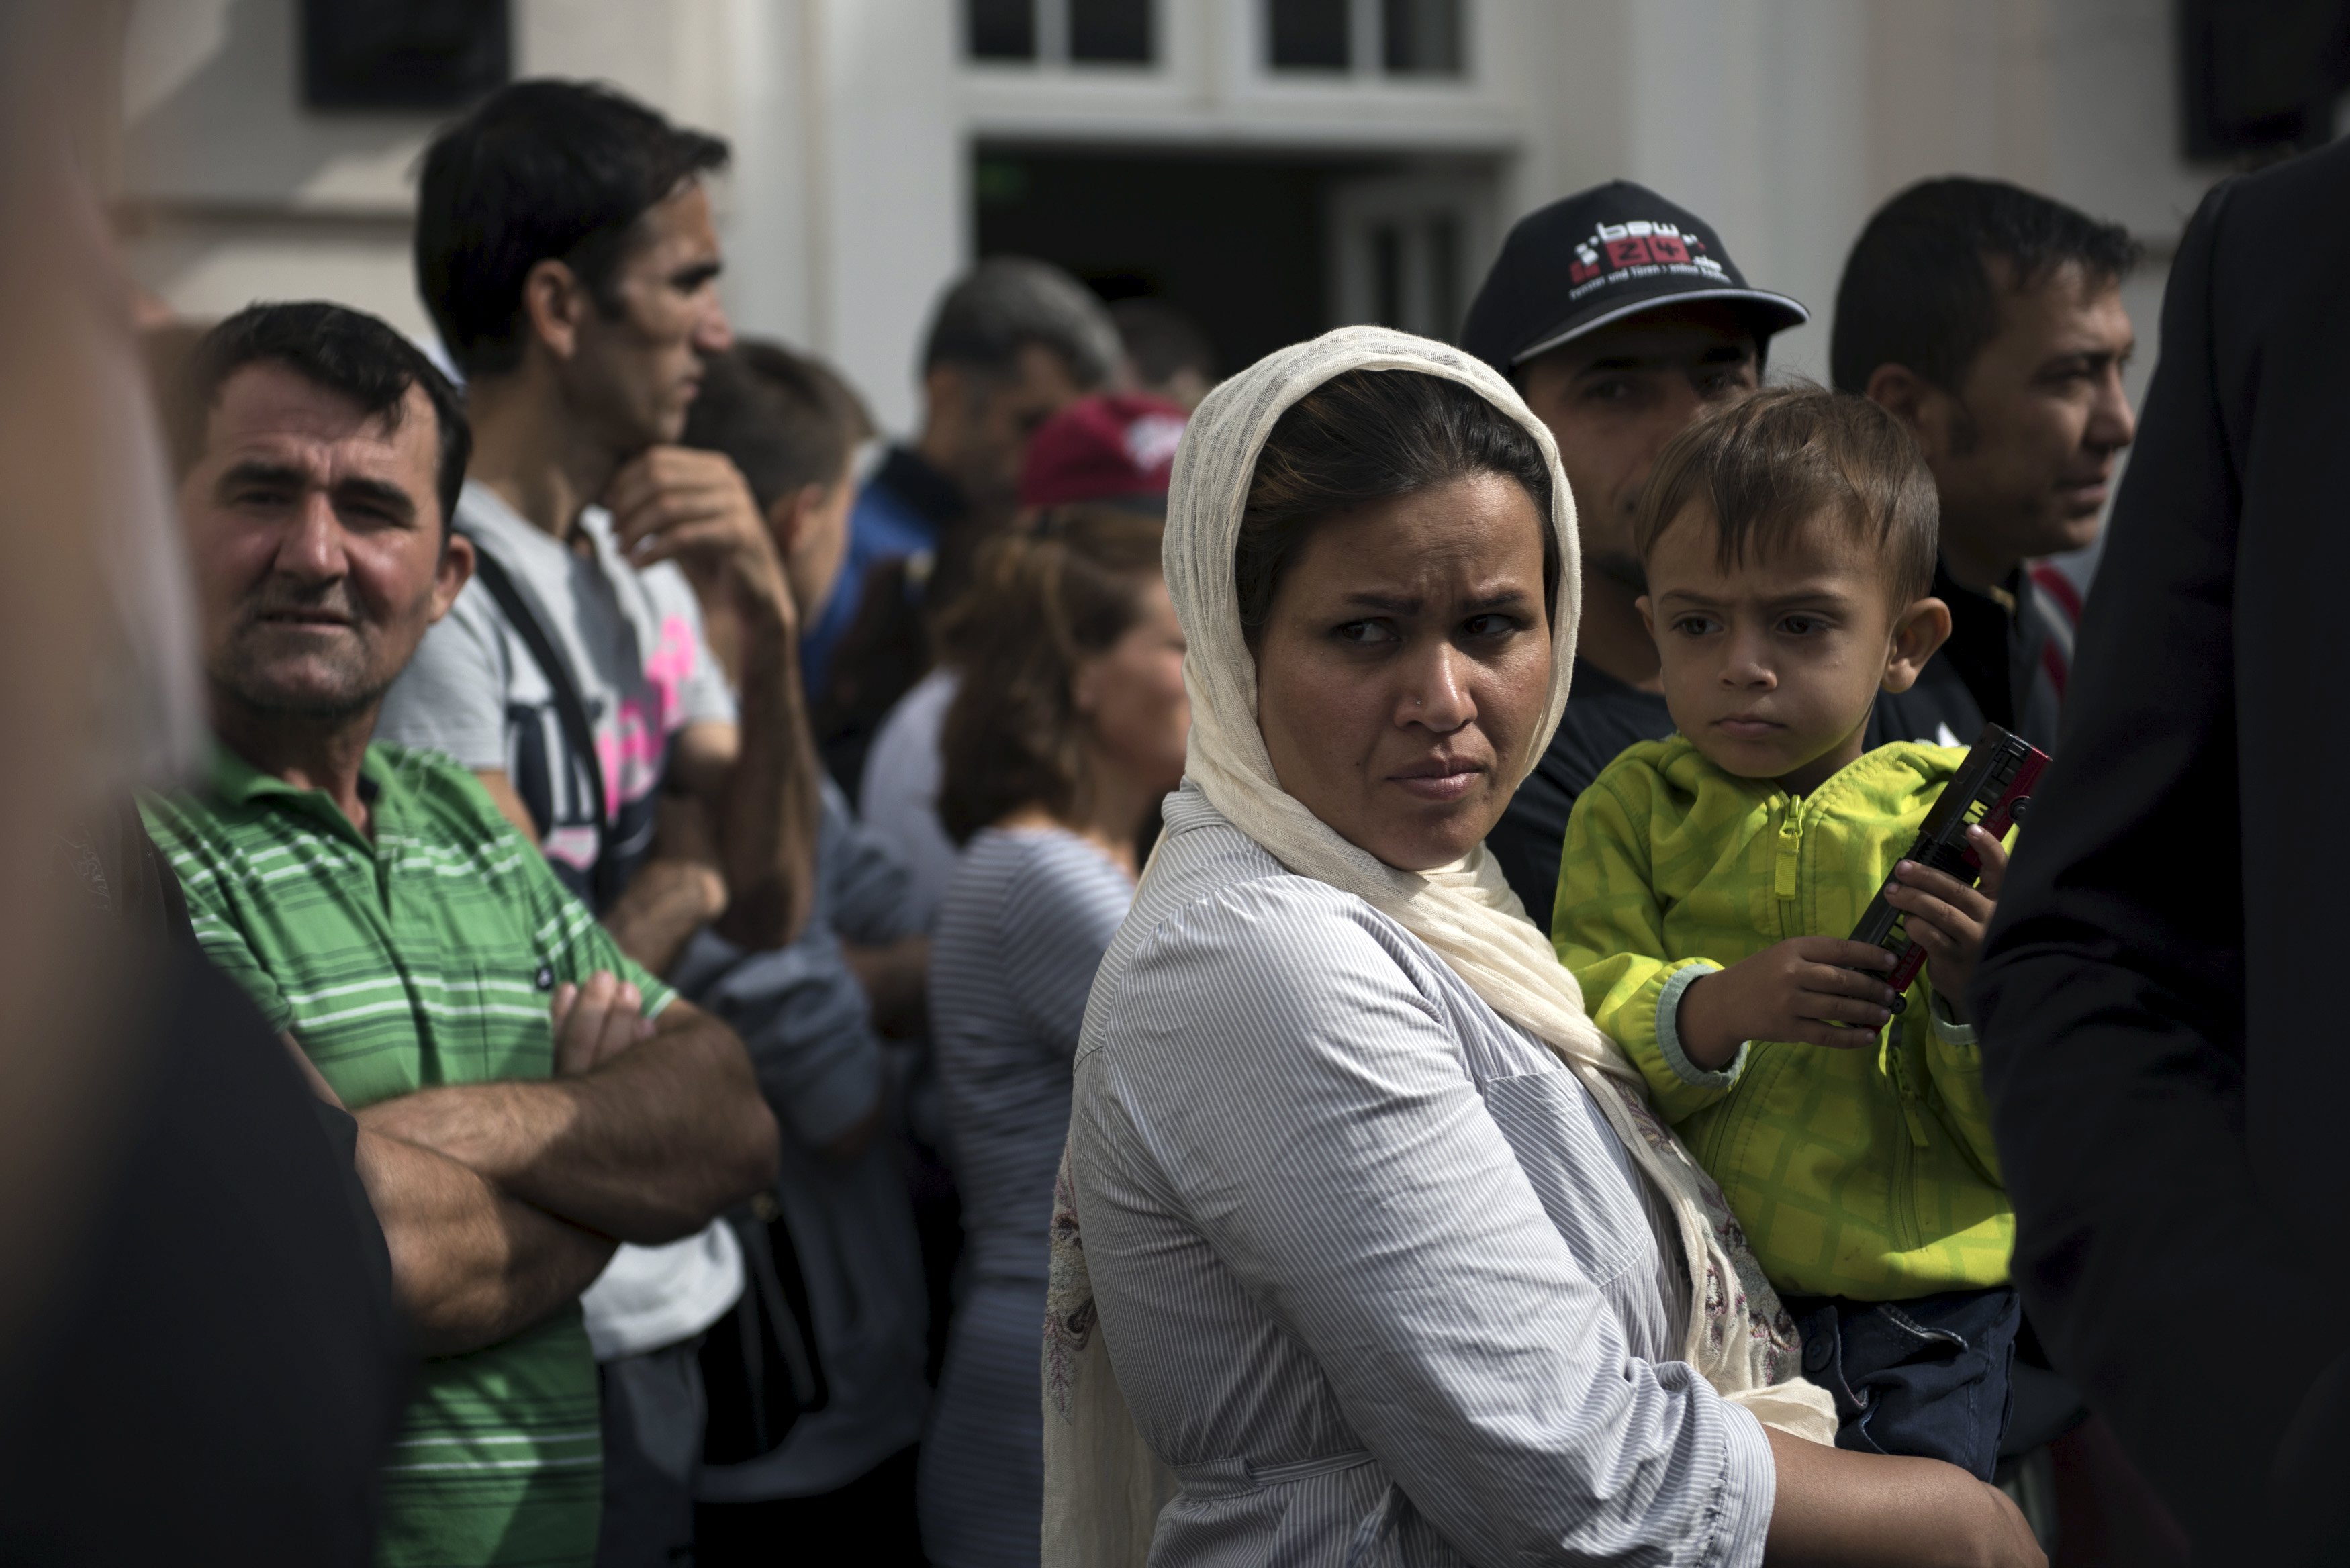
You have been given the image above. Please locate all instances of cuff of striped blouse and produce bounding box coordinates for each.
[1658,961,1748,1088]
[1926,988,1977,1048]
[1708,1401,1779,1568]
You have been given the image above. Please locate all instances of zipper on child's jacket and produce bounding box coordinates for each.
[1886,1044,1933,1148]
[1772,807,1803,907]
[1777,783,1934,1256]
[1883,1036,1931,1253]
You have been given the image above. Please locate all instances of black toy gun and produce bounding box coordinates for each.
[1850,722,2049,1010]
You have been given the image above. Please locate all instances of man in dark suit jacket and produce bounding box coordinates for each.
[1972,138,2350,1566]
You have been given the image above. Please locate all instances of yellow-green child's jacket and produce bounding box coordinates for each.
[1552,736,2012,1302]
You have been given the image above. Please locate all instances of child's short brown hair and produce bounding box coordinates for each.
[1633,384,1938,604]
[681,338,874,512]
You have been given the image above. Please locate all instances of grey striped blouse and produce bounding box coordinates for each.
[1067,787,1775,1565]
[925,826,1138,1567]
[935,825,1137,1283]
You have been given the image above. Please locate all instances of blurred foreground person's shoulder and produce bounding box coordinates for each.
[0,7,402,1559]
[1,881,406,1564]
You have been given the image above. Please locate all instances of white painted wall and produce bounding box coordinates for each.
[810,0,962,436]
[714,0,816,350]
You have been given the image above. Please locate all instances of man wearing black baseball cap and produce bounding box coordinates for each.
[1466,181,1808,933]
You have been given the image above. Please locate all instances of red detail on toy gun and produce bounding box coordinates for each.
[1850,722,2048,1010]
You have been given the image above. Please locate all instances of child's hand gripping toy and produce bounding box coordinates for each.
[1850,722,2048,1013]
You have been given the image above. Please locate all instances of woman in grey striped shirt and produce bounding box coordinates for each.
[1044,331,2041,1567]
[921,511,1190,1567]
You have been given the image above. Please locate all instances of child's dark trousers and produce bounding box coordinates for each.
[1779,1285,2020,1480]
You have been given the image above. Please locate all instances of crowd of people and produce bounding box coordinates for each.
[5,42,2344,1568]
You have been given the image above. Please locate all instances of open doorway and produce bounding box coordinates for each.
[974,144,1497,374]
[1325,164,1500,344]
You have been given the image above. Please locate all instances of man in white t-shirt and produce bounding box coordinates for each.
[375,79,825,1566]
[379,80,820,979]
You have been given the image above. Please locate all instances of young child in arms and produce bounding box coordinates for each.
[1552,386,2018,1477]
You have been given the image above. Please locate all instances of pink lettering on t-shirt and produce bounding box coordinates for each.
[644,616,702,711]
[595,614,705,824]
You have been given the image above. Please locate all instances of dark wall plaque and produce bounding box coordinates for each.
[301,0,511,113]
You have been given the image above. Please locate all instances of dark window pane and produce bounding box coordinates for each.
[301,0,510,111]
[1072,0,1152,62]
[1371,223,1403,326]
[967,0,1036,60]
[1270,0,1350,70]
[1382,0,1462,73]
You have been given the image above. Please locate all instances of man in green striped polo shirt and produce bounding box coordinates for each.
[142,301,779,1567]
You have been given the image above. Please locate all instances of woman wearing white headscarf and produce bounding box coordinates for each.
[1041,329,2040,1566]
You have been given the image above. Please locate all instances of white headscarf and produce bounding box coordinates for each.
[1043,327,1832,1568]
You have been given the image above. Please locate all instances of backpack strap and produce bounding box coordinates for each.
[459,530,622,912]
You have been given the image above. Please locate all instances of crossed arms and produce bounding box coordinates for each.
[306,974,779,1356]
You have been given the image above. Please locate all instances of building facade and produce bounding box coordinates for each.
[122,0,2210,436]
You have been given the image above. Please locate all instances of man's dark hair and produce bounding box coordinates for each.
[679,340,874,513]
[921,257,1121,389]
[1237,368,1560,639]
[1830,177,2140,396]
[158,301,472,531]
[416,78,729,377]
[1634,384,1939,605]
